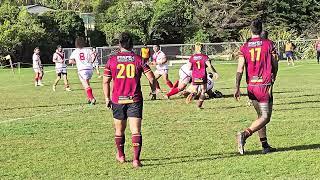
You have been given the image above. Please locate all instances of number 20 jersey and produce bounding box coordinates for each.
[104,51,151,104]
[239,37,276,86]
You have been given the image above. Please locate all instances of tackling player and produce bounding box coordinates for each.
[234,19,278,155]
[69,37,96,105]
[103,32,156,168]
[91,47,102,78]
[33,47,44,87]
[188,43,218,108]
[152,45,173,91]
[52,45,71,92]
[165,63,191,98]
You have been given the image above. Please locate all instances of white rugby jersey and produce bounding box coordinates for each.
[179,63,191,76]
[153,50,168,70]
[69,48,93,71]
[33,53,42,69]
[53,51,66,69]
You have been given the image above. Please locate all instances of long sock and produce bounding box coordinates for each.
[260,137,269,148]
[35,77,38,83]
[132,134,142,161]
[115,135,125,157]
[244,128,253,139]
[173,80,179,88]
[156,81,160,90]
[86,87,94,100]
[166,87,180,97]
[166,80,173,88]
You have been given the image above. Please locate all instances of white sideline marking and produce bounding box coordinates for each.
[0,106,84,124]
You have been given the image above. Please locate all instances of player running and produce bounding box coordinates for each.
[187,43,218,108]
[91,47,102,78]
[33,47,44,87]
[103,32,156,168]
[69,37,96,105]
[52,45,71,92]
[152,45,173,92]
[234,19,278,155]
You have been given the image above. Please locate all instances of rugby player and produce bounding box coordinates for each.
[52,45,71,92]
[33,47,44,87]
[315,37,320,64]
[91,47,102,78]
[152,45,173,91]
[285,40,295,66]
[184,72,215,102]
[165,63,192,98]
[187,43,218,108]
[69,37,96,105]
[235,19,278,155]
[103,32,156,168]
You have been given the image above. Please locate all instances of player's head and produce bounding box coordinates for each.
[153,44,160,52]
[75,37,86,49]
[34,47,40,54]
[250,19,263,36]
[56,45,62,52]
[260,30,268,39]
[195,42,203,53]
[92,47,96,52]
[119,32,133,50]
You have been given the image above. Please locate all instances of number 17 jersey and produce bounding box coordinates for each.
[239,37,276,86]
[104,51,151,104]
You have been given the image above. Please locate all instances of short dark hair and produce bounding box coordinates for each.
[260,30,268,39]
[56,45,62,49]
[250,19,263,35]
[75,37,86,48]
[119,32,133,50]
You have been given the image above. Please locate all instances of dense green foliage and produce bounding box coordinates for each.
[1,62,320,178]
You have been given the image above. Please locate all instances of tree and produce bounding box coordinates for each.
[0,2,45,56]
[97,0,153,45]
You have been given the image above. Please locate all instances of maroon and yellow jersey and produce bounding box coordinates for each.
[104,51,151,104]
[189,53,208,84]
[239,37,276,86]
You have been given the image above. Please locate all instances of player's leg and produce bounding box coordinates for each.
[162,71,173,88]
[166,75,189,98]
[112,103,128,163]
[96,65,102,78]
[206,89,215,98]
[34,70,39,86]
[290,56,295,66]
[53,72,61,91]
[38,70,44,86]
[79,71,95,104]
[62,73,71,91]
[127,101,143,168]
[197,84,206,108]
[317,51,320,64]
[237,86,273,154]
[153,71,161,92]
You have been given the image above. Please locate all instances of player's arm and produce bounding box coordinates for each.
[52,54,57,63]
[143,63,157,99]
[234,56,245,101]
[103,63,112,108]
[205,60,219,79]
[91,52,96,63]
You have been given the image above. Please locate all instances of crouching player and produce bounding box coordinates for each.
[188,43,218,108]
[234,19,278,155]
[103,32,157,168]
[69,37,96,105]
[52,45,71,91]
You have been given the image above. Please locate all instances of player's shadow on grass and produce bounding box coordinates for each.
[143,144,320,167]
[275,100,320,105]
[142,152,238,167]
[245,144,320,155]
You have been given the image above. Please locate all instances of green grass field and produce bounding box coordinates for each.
[1,61,320,179]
